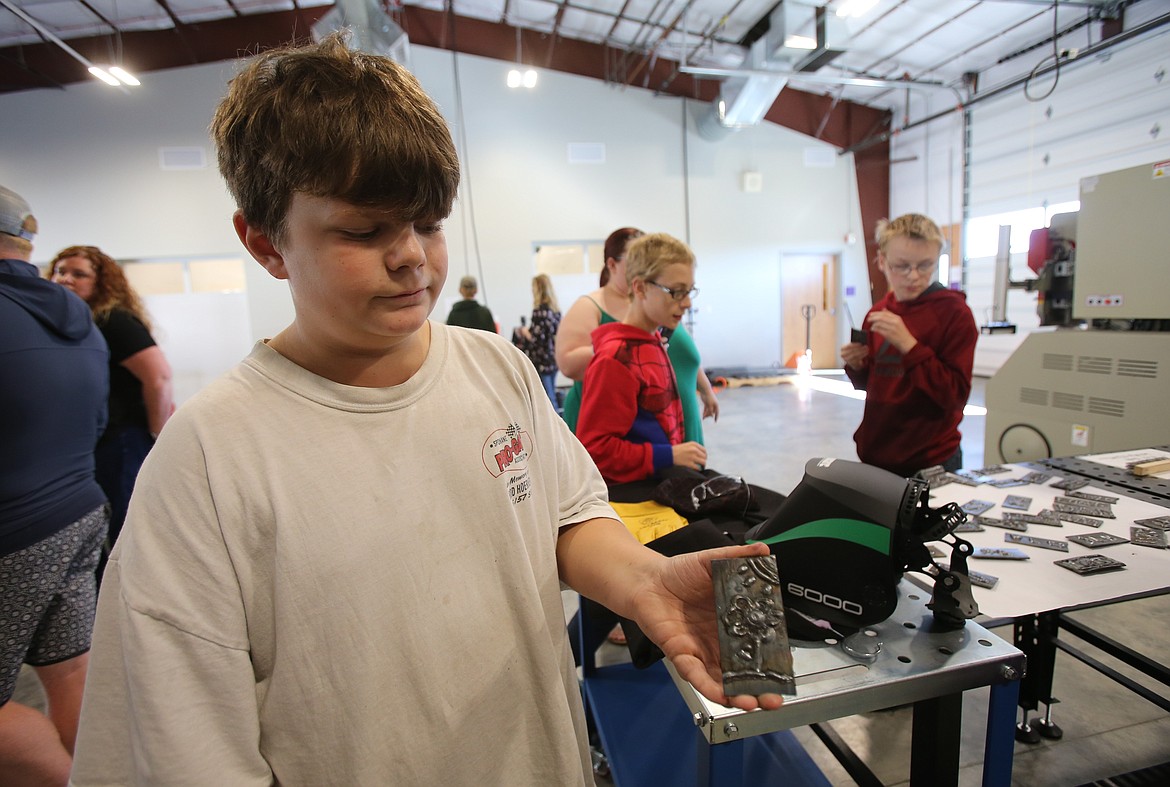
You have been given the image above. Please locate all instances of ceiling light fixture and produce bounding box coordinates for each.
[506,27,537,89]
[0,0,138,90]
[836,0,879,19]
[108,66,140,86]
[88,66,120,86]
[784,35,819,50]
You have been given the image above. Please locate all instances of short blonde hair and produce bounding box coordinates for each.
[624,233,695,292]
[876,213,945,255]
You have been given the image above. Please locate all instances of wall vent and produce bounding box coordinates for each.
[1117,359,1158,378]
[1088,397,1125,417]
[1020,387,1049,406]
[158,147,206,171]
[567,143,606,164]
[1052,392,1084,411]
[1042,353,1074,371]
[1076,356,1113,374]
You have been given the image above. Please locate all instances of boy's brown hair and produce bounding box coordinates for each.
[211,32,460,243]
[623,233,695,291]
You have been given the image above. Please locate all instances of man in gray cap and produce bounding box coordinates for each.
[0,185,110,782]
[445,274,497,332]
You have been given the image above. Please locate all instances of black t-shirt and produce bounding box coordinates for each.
[97,308,156,431]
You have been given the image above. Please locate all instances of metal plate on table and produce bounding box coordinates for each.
[1004,533,1069,552]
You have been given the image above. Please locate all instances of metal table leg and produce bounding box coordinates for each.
[983,676,1022,787]
[697,733,743,787]
[910,693,962,786]
[1012,612,1062,742]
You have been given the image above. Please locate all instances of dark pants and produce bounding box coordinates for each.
[94,425,154,557]
[539,373,558,410]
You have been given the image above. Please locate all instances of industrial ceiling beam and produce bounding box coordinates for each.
[0,4,889,264]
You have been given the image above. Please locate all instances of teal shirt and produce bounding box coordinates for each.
[562,299,705,446]
[666,323,704,445]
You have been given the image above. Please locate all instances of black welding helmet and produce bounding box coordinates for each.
[745,458,975,640]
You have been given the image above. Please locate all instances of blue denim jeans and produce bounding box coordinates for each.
[94,425,154,547]
[540,372,558,410]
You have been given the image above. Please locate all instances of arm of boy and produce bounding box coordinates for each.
[577,356,661,482]
[865,309,918,354]
[840,341,869,370]
[898,307,977,411]
[672,441,707,470]
[556,518,785,712]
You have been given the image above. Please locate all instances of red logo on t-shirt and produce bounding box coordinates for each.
[482,424,531,478]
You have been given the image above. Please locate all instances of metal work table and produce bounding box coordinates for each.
[1043,446,1170,505]
[923,453,1170,742]
[581,580,1024,786]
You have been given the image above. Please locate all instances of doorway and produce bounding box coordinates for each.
[780,253,840,369]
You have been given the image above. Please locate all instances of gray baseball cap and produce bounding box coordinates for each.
[0,185,36,241]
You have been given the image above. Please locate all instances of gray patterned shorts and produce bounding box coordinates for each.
[1,505,108,704]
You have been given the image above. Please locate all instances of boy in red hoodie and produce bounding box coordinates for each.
[577,233,707,484]
[842,213,977,477]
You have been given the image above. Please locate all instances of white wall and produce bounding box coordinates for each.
[889,21,1170,376]
[0,44,866,397]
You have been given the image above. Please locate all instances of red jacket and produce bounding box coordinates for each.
[577,322,684,484]
[845,284,977,476]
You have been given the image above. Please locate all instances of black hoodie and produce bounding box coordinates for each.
[1,258,110,554]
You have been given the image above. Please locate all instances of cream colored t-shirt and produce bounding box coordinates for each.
[72,323,617,785]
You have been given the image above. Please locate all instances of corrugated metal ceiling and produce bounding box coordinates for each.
[0,0,1154,114]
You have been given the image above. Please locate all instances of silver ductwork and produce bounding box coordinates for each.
[698,2,846,141]
[311,0,410,66]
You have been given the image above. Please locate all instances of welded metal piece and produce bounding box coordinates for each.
[1002,495,1033,510]
[1066,490,1120,504]
[1004,533,1069,552]
[1134,516,1170,531]
[712,556,796,697]
[1053,497,1116,518]
[1048,510,1102,527]
[1130,527,1168,549]
[1066,532,1129,549]
[1004,511,1062,527]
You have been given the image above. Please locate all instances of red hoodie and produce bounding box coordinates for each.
[577,322,684,484]
[845,284,977,476]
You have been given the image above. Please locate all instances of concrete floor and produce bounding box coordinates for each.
[581,375,1170,786]
[16,375,1170,784]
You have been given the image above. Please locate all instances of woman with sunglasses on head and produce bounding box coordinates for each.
[48,246,173,564]
[555,227,719,439]
[840,213,977,477]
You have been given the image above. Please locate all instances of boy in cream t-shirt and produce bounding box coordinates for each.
[70,33,781,785]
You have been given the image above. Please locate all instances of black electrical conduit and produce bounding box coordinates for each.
[840,11,1170,156]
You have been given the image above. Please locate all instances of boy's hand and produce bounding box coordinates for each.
[672,441,707,470]
[629,542,786,712]
[865,309,918,354]
[840,342,869,368]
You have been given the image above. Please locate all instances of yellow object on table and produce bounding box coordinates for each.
[610,501,689,545]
